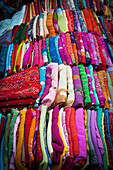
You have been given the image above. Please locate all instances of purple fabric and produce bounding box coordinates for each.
[74,32,81,64]
[72,66,84,108]
[90,110,103,168]
[86,0,90,9]
[40,67,52,100]
[85,67,96,109]
[52,107,64,164]
[93,70,105,108]
[23,47,31,69]
[95,111,105,156]
[85,33,95,65]
[60,32,73,66]
[73,108,87,164]
[58,37,67,65]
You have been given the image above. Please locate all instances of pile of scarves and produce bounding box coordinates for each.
[0,0,113,169]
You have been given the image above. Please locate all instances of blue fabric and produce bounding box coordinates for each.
[70,32,75,44]
[0,135,4,170]
[74,0,79,10]
[82,0,87,9]
[0,42,8,79]
[49,37,58,63]
[71,10,78,31]
[4,43,13,78]
[104,110,113,151]
[77,10,87,32]
[99,16,108,40]
[87,110,98,165]
[89,0,94,9]
[54,36,62,64]
[34,66,46,108]
[0,1,13,14]
[105,41,113,63]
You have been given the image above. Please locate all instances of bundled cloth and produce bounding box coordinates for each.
[0,67,42,108]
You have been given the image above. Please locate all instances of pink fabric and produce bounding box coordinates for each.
[38,39,43,68]
[33,41,39,67]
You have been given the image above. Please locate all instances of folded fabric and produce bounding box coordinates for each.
[55,64,67,106]
[65,107,73,157]
[32,41,39,67]
[0,43,8,79]
[77,10,87,32]
[34,66,46,108]
[47,109,53,160]
[77,64,91,108]
[106,71,113,105]
[41,67,52,101]
[72,66,84,108]
[60,32,73,66]
[54,36,63,64]
[69,108,79,158]
[73,108,87,164]
[88,65,100,110]
[58,37,67,65]
[0,67,41,108]
[82,9,93,32]
[93,70,105,108]
[90,110,103,168]
[42,39,48,65]
[53,12,59,33]
[52,107,64,164]
[85,67,96,109]
[39,63,58,109]
[65,33,76,65]
[97,70,109,110]
[24,109,32,166]
[65,65,75,107]
[87,110,98,165]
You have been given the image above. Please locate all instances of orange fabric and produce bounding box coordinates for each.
[28,110,36,169]
[65,33,75,63]
[46,13,56,37]
[110,74,113,87]
[22,4,29,24]
[82,9,93,32]
[31,2,36,17]
[72,44,78,65]
[69,108,79,158]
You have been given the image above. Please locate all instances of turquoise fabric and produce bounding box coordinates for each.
[97,108,108,170]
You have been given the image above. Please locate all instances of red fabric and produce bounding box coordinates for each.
[82,9,93,32]
[95,0,100,13]
[0,116,5,144]
[69,11,74,32]
[26,3,30,23]
[65,10,73,32]
[52,0,57,11]
[25,109,32,166]
[0,67,41,108]
[69,108,79,158]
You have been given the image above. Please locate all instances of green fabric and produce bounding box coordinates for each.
[106,71,113,105]
[88,65,100,110]
[39,105,48,170]
[8,108,18,162]
[58,14,67,33]
[3,113,11,170]
[46,38,52,63]
[13,42,23,74]
[20,24,28,43]
[77,64,91,108]
[13,23,26,45]
[97,108,108,170]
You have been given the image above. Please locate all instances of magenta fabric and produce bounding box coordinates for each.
[33,41,39,67]
[73,108,87,164]
[38,39,43,68]
[60,32,73,66]
[23,47,31,69]
[52,107,64,164]
[58,37,67,65]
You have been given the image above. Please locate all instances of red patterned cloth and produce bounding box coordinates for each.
[0,67,41,108]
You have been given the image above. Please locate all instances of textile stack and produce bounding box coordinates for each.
[0,0,113,169]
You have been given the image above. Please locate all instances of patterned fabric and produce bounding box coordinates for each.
[0,67,41,108]
[8,108,18,162]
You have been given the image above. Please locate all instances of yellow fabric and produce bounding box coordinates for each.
[30,3,33,20]
[15,110,27,170]
[102,112,110,166]
[28,109,36,169]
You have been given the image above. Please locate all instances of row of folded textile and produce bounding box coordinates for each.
[0,0,113,170]
[0,63,113,169]
[0,106,113,170]
[0,0,113,79]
